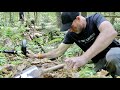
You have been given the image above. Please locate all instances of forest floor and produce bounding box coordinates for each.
[0,24,120,78]
[0,55,115,78]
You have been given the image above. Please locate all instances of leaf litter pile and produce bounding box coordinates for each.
[0,55,115,78]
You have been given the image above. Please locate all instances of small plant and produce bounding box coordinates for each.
[10,60,22,65]
[114,22,120,32]
[64,44,82,57]
[79,64,96,78]
[0,53,7,66]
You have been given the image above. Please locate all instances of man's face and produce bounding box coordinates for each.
[69,17,83,34]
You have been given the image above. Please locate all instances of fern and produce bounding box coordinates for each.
[48,38,63,45]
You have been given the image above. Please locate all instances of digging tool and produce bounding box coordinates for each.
[14,63,65,78]
[0,39,27,56]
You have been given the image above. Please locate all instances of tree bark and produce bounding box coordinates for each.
[34,12,38,26]
[56,12,62,28]
[110,12,116,24]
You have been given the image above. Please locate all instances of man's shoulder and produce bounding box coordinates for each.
[66,31,74,35]
[65,31,77,39]
[87,13,102,19]
[86,13,106,27]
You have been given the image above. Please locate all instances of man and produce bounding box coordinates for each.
[27,12,120,77]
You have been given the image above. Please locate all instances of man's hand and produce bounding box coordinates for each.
[65,56,88,70]
[26,50,37,58]
[26,50,44,59]
[27,53,37,59]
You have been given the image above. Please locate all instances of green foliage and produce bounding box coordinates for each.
[0,54,7,66]
[0,57,6,65]
[40,12,56,24]
[4,27,14,38]
[48,38,63,45]
[33,37,45,45]
[64,44,82,57]
[113,22,120,32]
[0,45,6,51]
[10,60,22,65]
[79,64,96,78]
[27,40,42,53]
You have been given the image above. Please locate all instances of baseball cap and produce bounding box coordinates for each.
[60,12,80,31]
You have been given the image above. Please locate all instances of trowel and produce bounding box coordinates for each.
[14,64,65,78]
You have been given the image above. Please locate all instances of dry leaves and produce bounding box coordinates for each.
[0,64,17,78]
[96,69,109,78]
[90,69,112,78]
[17,64,27,71]
[42,68,79,78]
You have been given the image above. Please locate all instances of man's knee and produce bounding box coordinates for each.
[106,48,120,76]
[106,48,120,63]
[106,53,117,63]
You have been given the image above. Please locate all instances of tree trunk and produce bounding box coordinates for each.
[9,12,14,26]
[56,12,62,28]
[9,12,12,24]
[34,12,38,26]
[110,12,116,24]
[3,12,6,26]
[27,12,30,20]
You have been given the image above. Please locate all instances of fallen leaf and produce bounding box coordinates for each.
[94,69,109,78]
[17,64,26,71]
[31,59,41,65]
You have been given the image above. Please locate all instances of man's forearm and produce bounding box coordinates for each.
[40,49,61,59]
[82,30,117,61]
[35,43,71,59]
[34,49,61,59]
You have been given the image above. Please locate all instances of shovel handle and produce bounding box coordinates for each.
[42,64,65,73]
[1,50,17,54]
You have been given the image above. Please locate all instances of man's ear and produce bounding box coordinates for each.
[76,16,80,20]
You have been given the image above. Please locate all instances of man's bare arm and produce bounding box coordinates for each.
[82,21,118,61]
[38,43,71,59]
